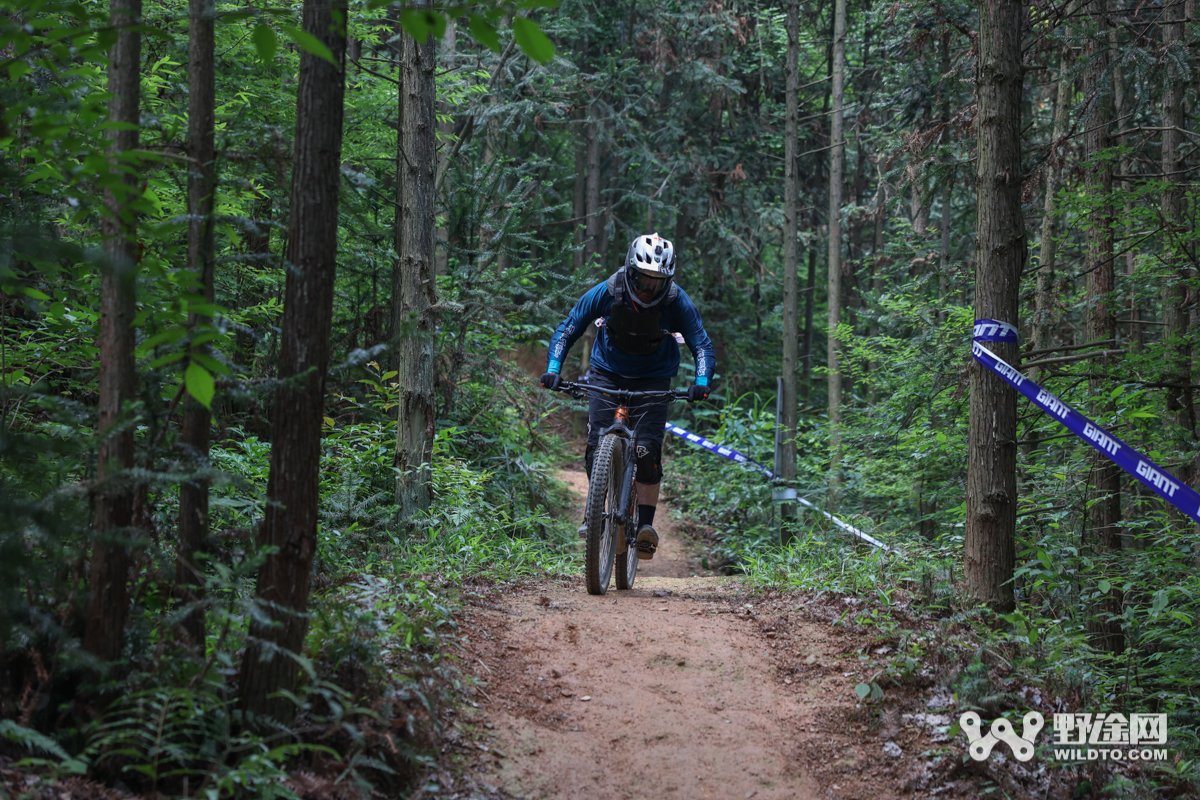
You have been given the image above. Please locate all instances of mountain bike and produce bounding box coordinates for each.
[553,381,688,595]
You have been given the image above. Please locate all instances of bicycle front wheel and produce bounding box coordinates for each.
[584,434,623,595]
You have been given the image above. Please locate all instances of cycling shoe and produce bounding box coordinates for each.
[635,524,659,560]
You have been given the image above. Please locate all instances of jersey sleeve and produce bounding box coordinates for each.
[673,292,717,386]
[546,283,611,373]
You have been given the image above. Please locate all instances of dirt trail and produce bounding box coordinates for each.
[448,470,950,800]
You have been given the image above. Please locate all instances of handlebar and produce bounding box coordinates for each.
[551,380,689,403]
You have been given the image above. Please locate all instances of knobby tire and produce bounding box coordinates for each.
[585,435,622,595]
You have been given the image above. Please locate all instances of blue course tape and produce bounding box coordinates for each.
[973,319,1200,526]
[664,423,892,551]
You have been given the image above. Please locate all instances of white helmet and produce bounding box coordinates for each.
[623,232,676,309]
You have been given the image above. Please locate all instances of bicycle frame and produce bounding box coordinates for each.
[550,379,688,593]
[558,380,687,538]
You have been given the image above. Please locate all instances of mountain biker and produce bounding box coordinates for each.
[540,232,716,560]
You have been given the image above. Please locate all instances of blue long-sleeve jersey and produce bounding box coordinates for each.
[546,281,716,384]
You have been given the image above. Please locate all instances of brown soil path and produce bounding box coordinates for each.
[444,470,964,800]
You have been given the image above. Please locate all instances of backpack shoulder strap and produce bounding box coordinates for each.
[606,269,625,305]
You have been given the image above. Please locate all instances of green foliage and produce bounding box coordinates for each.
[5,0,1200,796]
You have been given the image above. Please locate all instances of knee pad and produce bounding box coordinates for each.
[585,444,595,478]
[634,439,663,485]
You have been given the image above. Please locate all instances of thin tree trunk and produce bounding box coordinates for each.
[780,0,802,541]
[804,29,834,404]
[433,18,455,277]
[1080,0,1123,652]
[579,112,602,376]
[1162,0,1195,455]
[176,0,216,648]
[85,0,142,662]
[937,31,952,320]
[868,180,887,405]
[393,10,438,519]
[801,209,816,401]
[965,0,1024,612]
[1033,46,1071,362]
[573,109,586,274]
[238,0,348,724]
[1083,1,1121,553]
[1108,18,1139,351]
[827,0,847,499]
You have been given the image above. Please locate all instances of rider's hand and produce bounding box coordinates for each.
[541,372,563,391]
[686,384,710,403]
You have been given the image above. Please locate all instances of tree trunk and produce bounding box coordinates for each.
[1107,16,1139,352]
[1033,45,1070,362]
[393,10,438,519]
[869,180,887,405]
[176,0,216,649]
[238,0,348,724]
[579,112,602,376]
[965,0,1024,612]
[780,0,802,541]
[1083,1,1121,554]
[804,32,833,404]
[826,0,847,499]
[801,209,816,401]
[1162,0,1195,458]
[937,31,952,321]
[573,109,587,274]
[85,0,142,663]
[433,18,455,278]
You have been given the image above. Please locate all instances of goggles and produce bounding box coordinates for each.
[630,269,668,297]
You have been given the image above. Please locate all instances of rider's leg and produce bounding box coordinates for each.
[633,438,663,522]
[635,481,660,523]
[633,438,664,559]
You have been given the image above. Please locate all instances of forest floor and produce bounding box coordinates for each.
[437,468,1026,800]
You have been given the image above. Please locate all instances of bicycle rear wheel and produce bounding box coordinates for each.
[584,434,623,595]
[614,487,639,590]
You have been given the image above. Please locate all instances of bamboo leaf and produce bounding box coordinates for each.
[252,24,277,64]
[467,15,500,53]
[399,9,446,43]
[512,17,554,64]
[281,25,335,66]
[185,362,214,409]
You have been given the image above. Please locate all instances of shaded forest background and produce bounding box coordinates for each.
[2,0,1200,796]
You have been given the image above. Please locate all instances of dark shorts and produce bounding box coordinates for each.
[585,369,671,449]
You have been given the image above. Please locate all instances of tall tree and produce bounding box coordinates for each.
[1161,0,1195,466]
[1082,0,1121,557]
[1032,39,1070,363]
[1078,0,1124,653]
[965,0,1023,612]
[433,19,455,278]
[393,9,438,518]
[239,0,349,723]
[782,1,801,544]
[85,0,142,662]
[937,31,952,317]
[780,0,801,529]
[176,0,217,647]
[826,0,847,497]
[578,109,602,376]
